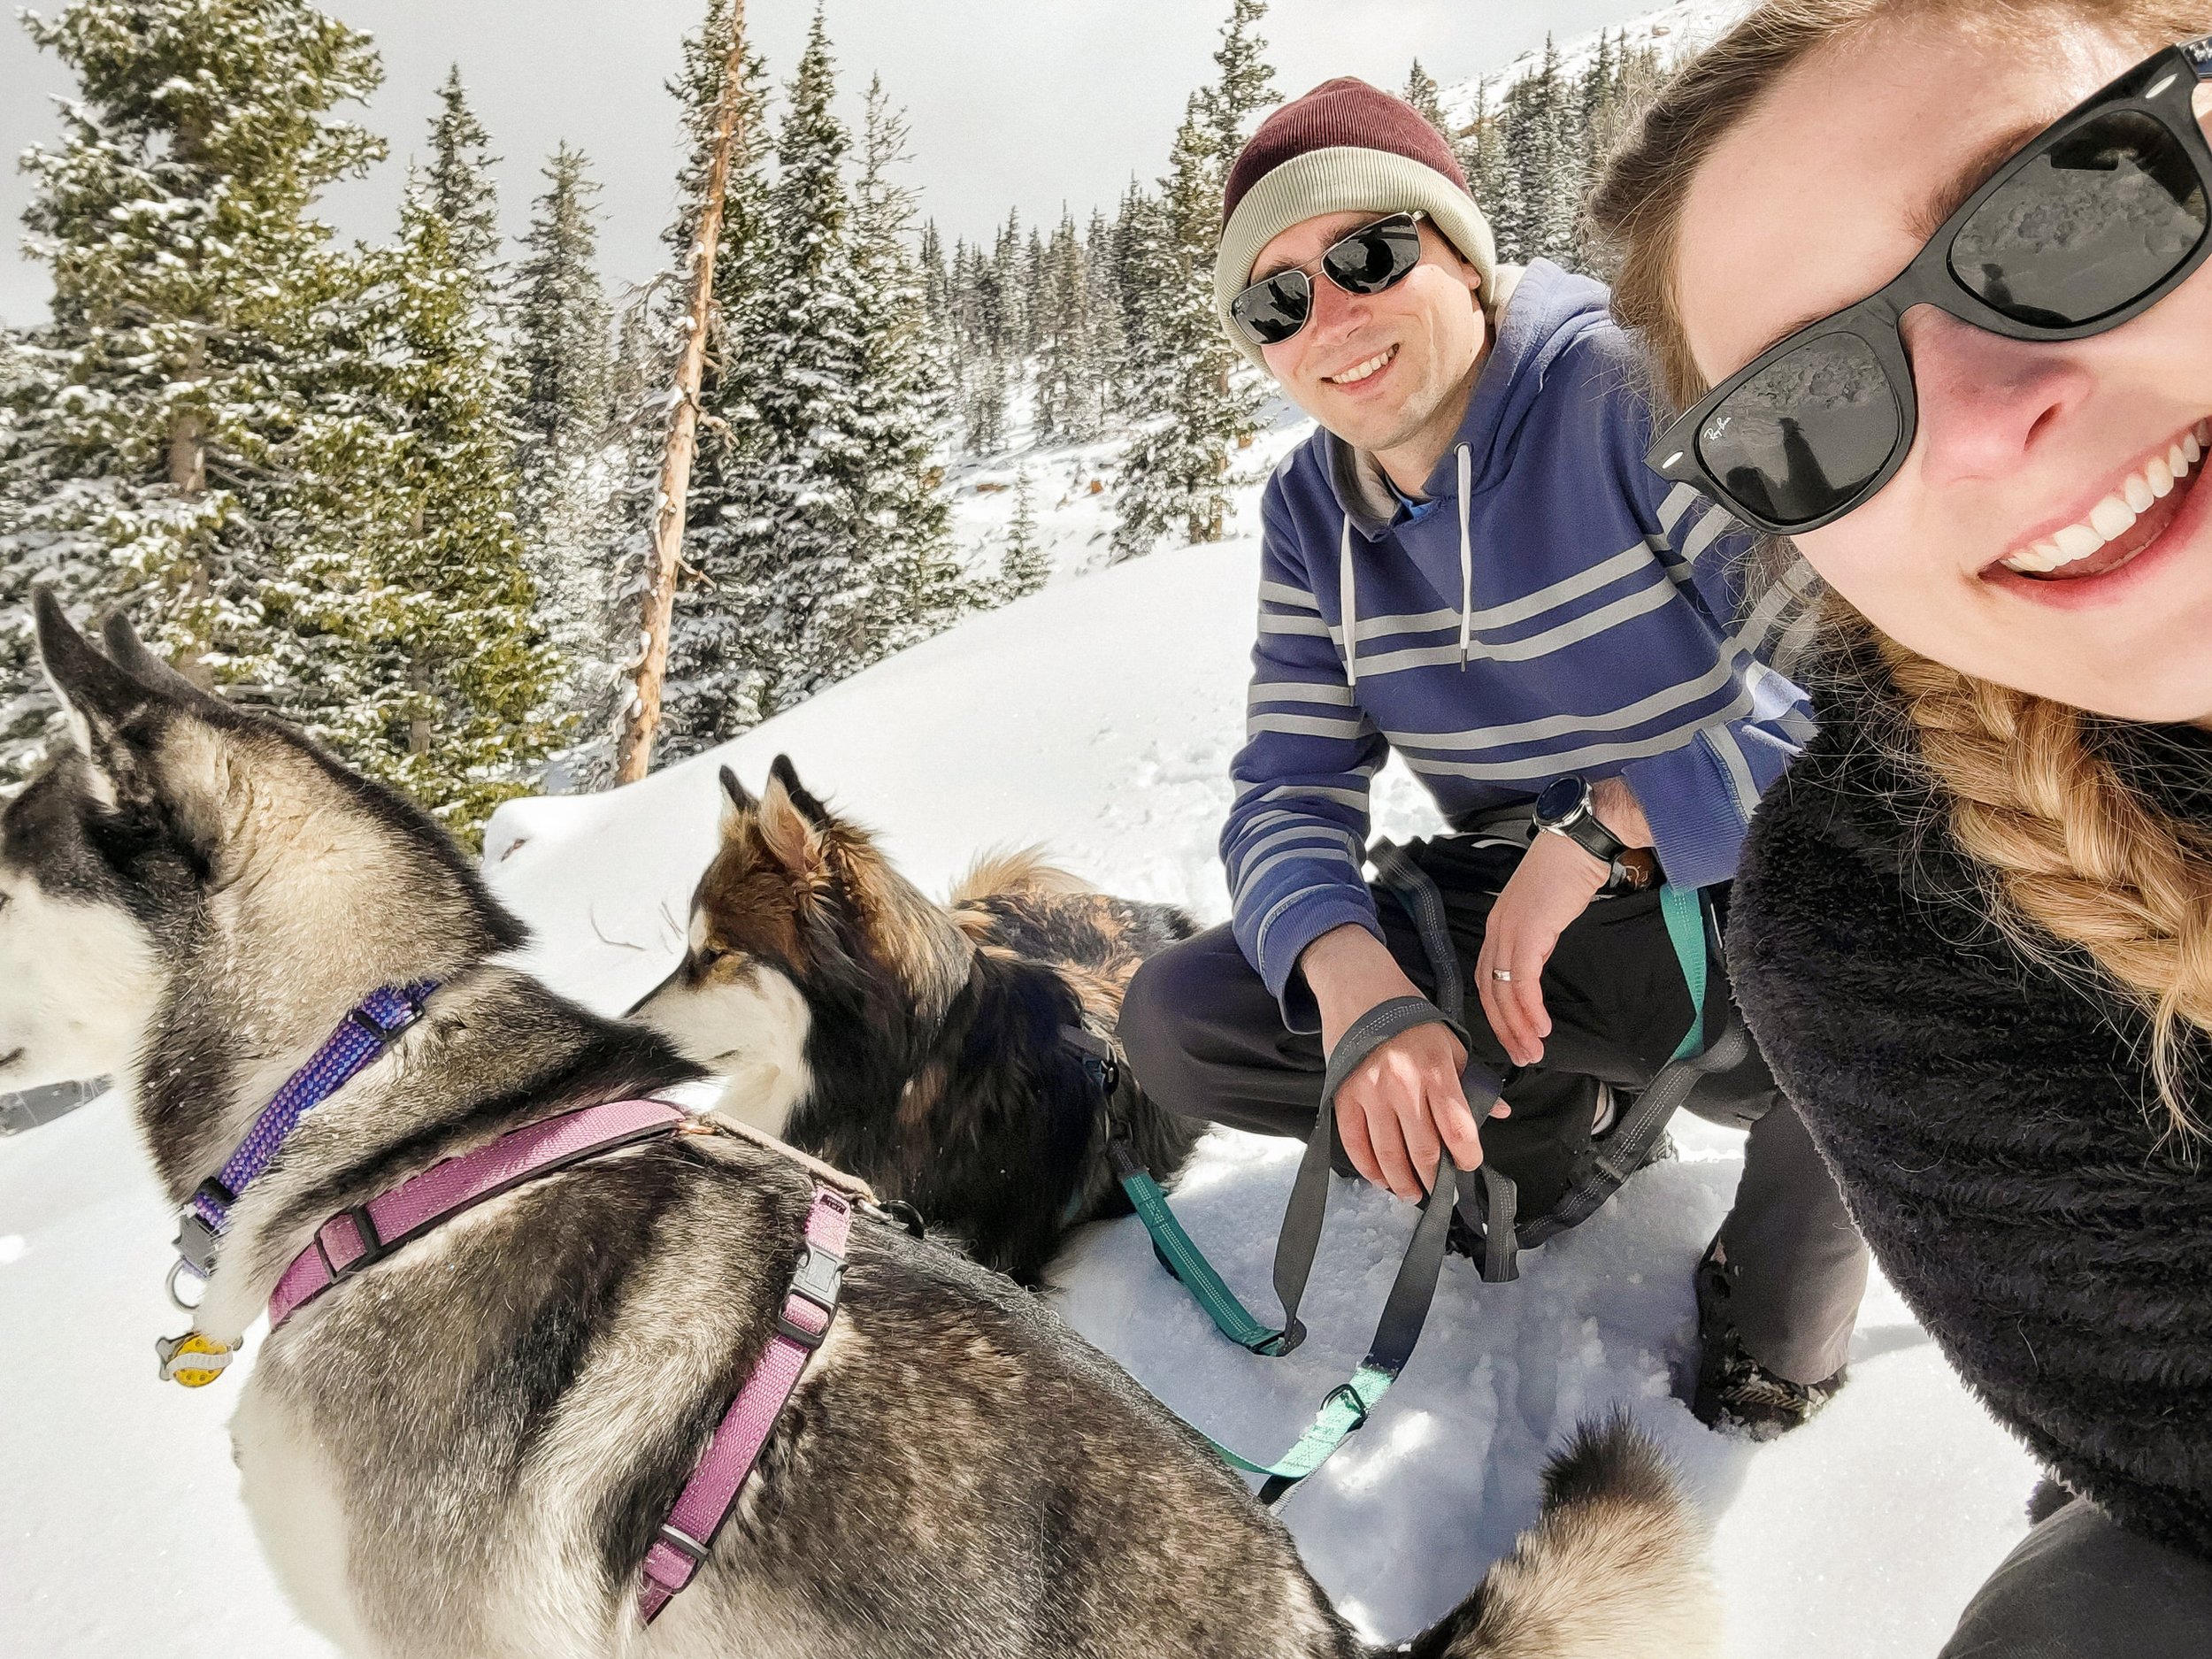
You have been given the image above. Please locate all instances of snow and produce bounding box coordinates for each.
[1444,0,1760,120]
[0,437,2038,1655]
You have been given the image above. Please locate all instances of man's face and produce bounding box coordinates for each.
[1254,212,1486,461]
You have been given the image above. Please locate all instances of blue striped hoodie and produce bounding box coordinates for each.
[1225,260,1815,1022]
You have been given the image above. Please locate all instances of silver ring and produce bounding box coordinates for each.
[1491,968,1514,983]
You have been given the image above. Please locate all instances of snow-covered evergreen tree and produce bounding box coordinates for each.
[509,142,619,746]
[0,0,386,786]
[1033,210,1098,444]
[1198,0,1278,165]
[849,76,966,655]
[281,175,556,835]
[1112,0,1275,557]
[1084,205,1126,399]
[996,471,1048,600]
[963,349,1009,454]
[1405,58,1480,186]
[425,65,502,280]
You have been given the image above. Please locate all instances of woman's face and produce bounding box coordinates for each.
[1677,19,2212,723]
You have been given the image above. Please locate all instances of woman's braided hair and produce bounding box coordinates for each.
[1587,0,2212,1141]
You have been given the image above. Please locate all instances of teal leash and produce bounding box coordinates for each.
[1112,849,1722,1505]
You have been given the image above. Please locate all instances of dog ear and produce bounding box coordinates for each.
[717,764,756,837]
[35,589,147,735]
[101,611,210,704]
[767,753,833,828]
[756,764,828,882]
[35,590,161,803]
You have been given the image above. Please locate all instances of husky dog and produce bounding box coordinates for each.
[1,594,1719,1659]
[632,757,1202,1284]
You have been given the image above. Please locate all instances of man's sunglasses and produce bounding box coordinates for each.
[1229,211,1428,348]
[1647,36,2212,536]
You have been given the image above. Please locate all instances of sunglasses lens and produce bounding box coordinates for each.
[1232,269,1312,345]
[1322,218,1423,296]
[1951,110,2208,327]
[1697,333,1902,528]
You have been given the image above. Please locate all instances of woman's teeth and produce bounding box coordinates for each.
[1328,347,1394,386]
[2001,422,2207,574]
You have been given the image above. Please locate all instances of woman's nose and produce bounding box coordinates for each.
[1902,305,2094,488]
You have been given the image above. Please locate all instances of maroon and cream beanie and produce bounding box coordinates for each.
[1214,77,1497,365]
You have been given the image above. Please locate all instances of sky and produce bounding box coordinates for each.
[0,0,1667,326]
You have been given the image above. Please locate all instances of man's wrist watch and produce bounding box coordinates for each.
[1532,776,1655,891]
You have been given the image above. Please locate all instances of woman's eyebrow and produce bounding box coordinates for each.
[1904,119,2049,243]
[1732,118,2058,366]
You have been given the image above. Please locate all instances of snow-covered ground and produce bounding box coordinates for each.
[1,471,2039,1655]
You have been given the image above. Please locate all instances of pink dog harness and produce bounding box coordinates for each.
[265,1096,853,1625]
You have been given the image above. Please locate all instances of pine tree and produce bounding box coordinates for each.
[1033,210,1098,444]
[509,143,618,743]
[425,65,502,280]
[281,175,556,835]
[1198,0,1278,162]
[708,11,873,716]
[1466,81,1511,234]
[1405,58,1480,188]
[1,0,386,786]
[996,471,1048,601]
[849,75,966,655]
[963,349,1009,454]
[1084,205,1126,397]
[1114,95,1254,558]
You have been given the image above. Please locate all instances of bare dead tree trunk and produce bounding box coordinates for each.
[614,0,749,785]
[166,331,216,688]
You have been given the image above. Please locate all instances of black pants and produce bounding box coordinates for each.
[1941,1499,2212,1657]
[1121,835,1867,1384]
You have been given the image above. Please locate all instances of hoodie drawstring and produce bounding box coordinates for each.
[1456,443,1473,670]
[1340,514,1358,688]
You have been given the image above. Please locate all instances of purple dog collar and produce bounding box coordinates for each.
[170,982,438,1304]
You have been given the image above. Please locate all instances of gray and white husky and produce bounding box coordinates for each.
[0,592,1719,1659]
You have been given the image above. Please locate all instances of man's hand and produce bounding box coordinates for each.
[1300,924,1506,1202]
[1478,779,1653,1067]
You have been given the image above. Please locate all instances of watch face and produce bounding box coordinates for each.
[1534,777,1584,825]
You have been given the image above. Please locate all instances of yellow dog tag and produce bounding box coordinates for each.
[157,1331,235,1387]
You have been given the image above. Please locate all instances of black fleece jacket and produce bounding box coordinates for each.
[1730,654,2212,1561]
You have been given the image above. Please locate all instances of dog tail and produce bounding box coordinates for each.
[1404,1414,1720,1659]
[949,846,1094,907]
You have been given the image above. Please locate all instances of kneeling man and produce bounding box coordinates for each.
[1121,78,1867,1434]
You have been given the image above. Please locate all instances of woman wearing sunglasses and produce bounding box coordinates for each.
[1592,4,2212,1648]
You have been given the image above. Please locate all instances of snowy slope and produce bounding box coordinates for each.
[1445,0,1757,122]
[1,511,2038,1656]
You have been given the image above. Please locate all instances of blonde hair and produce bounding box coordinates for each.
[1589,0,2212,1141]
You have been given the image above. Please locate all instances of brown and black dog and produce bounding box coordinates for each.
[632,756,1202,1283]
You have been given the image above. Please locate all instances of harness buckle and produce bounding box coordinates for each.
[655,1522,711,1565]
[315,1207,388,1280]
[1321,1381,1372,1433]
[772,1242,845,1348]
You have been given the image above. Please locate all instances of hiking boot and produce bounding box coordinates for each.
[1691,1234,1846,1440]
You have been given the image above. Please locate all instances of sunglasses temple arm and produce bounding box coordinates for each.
[2186,35,2212,79]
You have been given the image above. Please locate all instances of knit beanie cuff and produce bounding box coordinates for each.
[1213,147,1498,367]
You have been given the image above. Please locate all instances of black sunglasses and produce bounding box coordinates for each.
[1647,36,2212,535]
[1229,211,1428,348]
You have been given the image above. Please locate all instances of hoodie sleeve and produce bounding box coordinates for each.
[1220,486,1388,1031]
[1616,418,1818,892]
